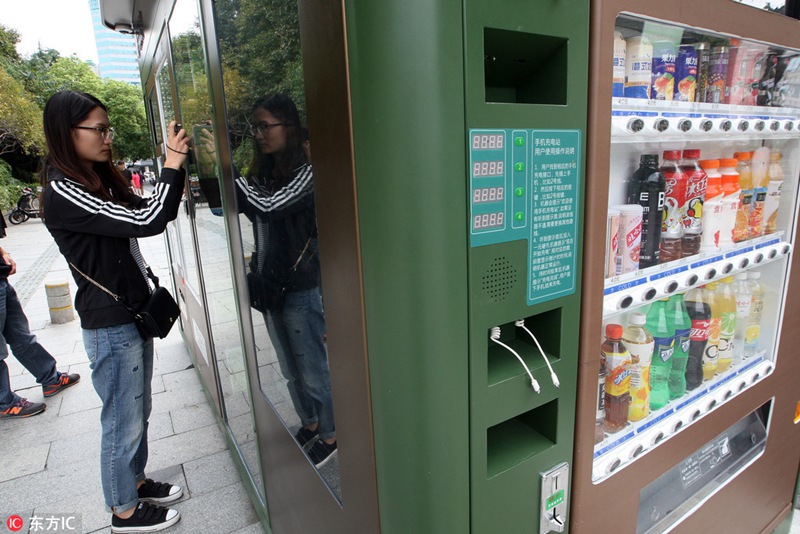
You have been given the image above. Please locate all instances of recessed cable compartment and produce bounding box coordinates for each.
[487,309,562,388]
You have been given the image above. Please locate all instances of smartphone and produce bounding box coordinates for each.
[174,123,182,135]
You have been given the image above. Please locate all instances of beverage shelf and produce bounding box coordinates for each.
[591,355,773,484]
[610,99,800,142]
[603,234,790,317]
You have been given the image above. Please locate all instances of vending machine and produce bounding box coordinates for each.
[573,1,800,532]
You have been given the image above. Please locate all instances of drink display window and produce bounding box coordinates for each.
[595,13,800,482]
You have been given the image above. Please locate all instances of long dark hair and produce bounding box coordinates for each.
[247,94,307,187]
[40,90,130,202]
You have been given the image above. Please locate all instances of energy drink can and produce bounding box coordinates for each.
[674,45,698,102]
[625,36,652,99]
[706,45,729,104]
[651,41,677,101]
[694,42,711,103]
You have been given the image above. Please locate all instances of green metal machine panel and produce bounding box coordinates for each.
[463,0,589,531]
[344,1,470,533]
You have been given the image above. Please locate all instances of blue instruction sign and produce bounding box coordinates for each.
[527,130,580,305]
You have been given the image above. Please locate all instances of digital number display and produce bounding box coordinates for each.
[472,134,504,150]
[472,161,505,177]
[473,212,505,230]
[473,187,505,204]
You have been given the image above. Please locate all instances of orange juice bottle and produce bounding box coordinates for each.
[732,151,753,242]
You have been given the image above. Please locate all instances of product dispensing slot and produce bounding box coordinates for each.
[487,399,559,478]
[488,309,562,387]
[484,28,568,104]
[637,401,771,534]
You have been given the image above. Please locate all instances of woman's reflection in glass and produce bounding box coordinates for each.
[234,94,337,468]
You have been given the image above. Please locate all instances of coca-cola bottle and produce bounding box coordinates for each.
[684,286,711,390]
[627,154,666,268]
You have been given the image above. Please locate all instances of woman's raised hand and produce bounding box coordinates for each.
[164,121,190,170]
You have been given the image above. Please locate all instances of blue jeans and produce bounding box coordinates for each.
[0,279,59,409]
[83,322,154,513]
[265,287,335,440]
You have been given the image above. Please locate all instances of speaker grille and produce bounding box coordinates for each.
[482,257,517,301]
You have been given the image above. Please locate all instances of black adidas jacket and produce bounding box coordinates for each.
[235,163,320,293]
[42,166,185,329]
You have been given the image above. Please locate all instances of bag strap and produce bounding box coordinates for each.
[290,237,313,272]
[68,262,139,318]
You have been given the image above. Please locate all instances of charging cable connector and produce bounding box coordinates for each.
[515,320,560,388]
[490,327,540,393]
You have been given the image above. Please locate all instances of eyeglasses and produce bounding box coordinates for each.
[250,122,287,136]
[73,125,116,141]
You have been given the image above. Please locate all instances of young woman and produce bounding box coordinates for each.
[235,94,337,468]
[40,90,189,533]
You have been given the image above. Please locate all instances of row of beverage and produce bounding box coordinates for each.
[594,272,764,443]
[607,147,785,276]
[613,29,794,107]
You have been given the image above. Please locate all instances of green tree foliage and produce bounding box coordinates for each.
[0,69,45,158]
[0,159,24,211]
[214,0,306,155]
[100,80,152,161]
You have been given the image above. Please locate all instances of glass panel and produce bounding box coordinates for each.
[730,0,787,15]
[214,0,341,500]
[593,14,800,483]
[169,0,264,499]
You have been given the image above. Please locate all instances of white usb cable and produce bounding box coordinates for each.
[490,327,540,393]
[515,320,560,388]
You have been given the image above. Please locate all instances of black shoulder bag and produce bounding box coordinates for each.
[70,262,180,339]
[247,237,312,313]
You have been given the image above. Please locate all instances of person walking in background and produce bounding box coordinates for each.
[117,160,132,189]
[40,90,189,533]
[0,245,80,418]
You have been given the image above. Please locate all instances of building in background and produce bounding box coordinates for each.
[88,0,139,85]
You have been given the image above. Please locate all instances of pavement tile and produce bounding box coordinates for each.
[146,424,228,474]
[183,449,242,497]
[0,442,50,483]
[170,402,217,435]
[163,482,259,534]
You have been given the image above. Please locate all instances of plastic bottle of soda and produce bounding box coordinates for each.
[680,149,708,256]
[602,324,631,433]
[716,276,737,372]
[595,346,607,444]
[732,272,752,365]
[684,287,711,390]
[660,150,687,263]
[646,299,675,410]
[667,293,691,399]
[627,154,666,267]
[702,281,721,380]
[744,271,765,357]
[623,312,654,422]
[719,159,741,248]
[749,146,770,238]
[764,150,784,235]
[733,151,753,242]
[699,159,723,253]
